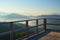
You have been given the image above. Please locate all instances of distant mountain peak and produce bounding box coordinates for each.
[0,13,32,20]
[37,14,60,19]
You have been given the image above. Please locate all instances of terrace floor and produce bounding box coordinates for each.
[27,30,60,40]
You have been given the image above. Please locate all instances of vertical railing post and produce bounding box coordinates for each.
[26,20,29,37]
[10,22,13,40]
[43,18,47,31]
[36,19,39,33]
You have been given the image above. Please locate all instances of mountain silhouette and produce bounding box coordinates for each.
[3,13,30,20]
[37,14,60,18]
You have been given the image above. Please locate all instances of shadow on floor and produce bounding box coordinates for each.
[27,30,51,40]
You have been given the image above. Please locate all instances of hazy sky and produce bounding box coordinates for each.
[0,0,60,16]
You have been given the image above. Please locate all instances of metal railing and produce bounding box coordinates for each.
[0,18,60,40]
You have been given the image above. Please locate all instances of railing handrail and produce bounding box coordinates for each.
[0,18,60,23]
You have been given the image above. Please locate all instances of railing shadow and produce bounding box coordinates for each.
[27,30,51,40]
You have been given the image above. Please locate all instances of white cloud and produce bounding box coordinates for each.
[0,8,60,16]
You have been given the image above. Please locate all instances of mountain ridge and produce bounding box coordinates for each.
[0,13,32,20]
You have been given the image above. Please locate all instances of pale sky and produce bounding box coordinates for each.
[0,0,60,16]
